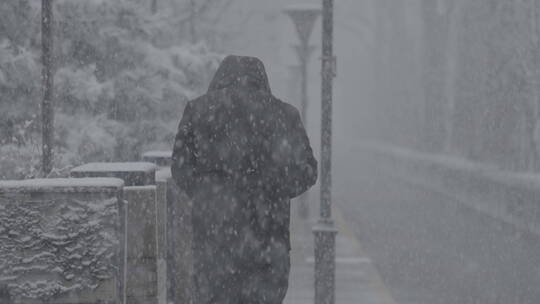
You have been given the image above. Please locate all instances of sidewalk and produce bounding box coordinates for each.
[284,206,397,304]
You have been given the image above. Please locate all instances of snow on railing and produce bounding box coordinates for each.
[142,150,173,168]
[71,162,158,187]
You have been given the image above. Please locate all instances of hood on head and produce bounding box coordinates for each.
[208,55,271,93]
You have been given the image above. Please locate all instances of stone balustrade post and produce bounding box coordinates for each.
[156,168,192,304]
[142,151,172,168]
[155,177,168,304]
[0,178,127,304]
[71,162,159,304]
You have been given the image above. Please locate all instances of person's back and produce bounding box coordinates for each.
[172,55,317,304]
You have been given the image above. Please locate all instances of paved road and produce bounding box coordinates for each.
[334,146,540,304]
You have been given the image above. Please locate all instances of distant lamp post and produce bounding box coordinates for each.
[284,4,320,123]
[151,0,158,14]
[314,0,337,304]
[284,3,321,219]
[189,0,197,43]
[42,0,54,176]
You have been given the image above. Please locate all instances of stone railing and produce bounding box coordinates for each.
[357,142,540,235]
[0,178,127,304]
[70,162,160,304]
[0,151,191,304]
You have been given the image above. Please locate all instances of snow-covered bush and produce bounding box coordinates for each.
[0,1,222,178]
[0,144,40,180]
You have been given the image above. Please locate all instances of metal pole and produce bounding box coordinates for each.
[41,0,54,176]
[300,46,309,123]
[151,0,158,14]
[313,0,337,304]
[189,0,196,43]
[530,0,540,171]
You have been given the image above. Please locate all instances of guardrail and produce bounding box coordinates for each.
[357,143,540,235]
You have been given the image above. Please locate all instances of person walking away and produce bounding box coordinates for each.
[172,55,317,304]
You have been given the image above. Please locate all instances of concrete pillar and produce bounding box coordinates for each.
[145,151,174,302]
[155,176,168,304]
[156,168,192,304]
[124,186,158,304]
[142,151,172,168]
[0,178,126,304]
[71,163,159,304]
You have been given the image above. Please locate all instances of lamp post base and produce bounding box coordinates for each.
[313,219,338,304]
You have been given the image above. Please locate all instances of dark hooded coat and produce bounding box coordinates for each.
[172,55,317,304]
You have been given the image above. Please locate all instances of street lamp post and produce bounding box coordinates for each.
[284,4,321,219]
[313,0,337,304]
[189,0,197,43]
[42,0,54,176]
[151,0,158,14]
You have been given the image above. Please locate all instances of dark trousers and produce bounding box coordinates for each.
[192,239,290,304]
